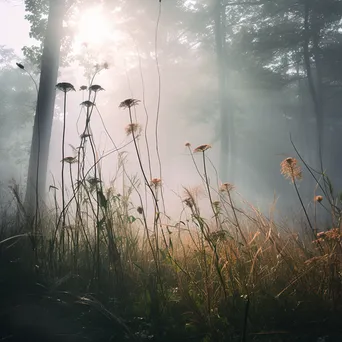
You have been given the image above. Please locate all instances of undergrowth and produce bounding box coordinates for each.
[1,68,342,342]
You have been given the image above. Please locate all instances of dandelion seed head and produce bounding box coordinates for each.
[280,157,302,182]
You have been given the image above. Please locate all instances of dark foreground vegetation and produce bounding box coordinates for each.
[1,153,342,342]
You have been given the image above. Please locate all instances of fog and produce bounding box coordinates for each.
[1,0,340,224]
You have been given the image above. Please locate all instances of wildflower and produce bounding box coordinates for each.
[150,178,162,187]
[103,62,109,69]
[56,82,76,92]
[119,98,140,109]
[16,62,24,69]
[125,123,141,136]
[137,206,143,214]
[193,144,211,153]
[220,183,234,192]
[185,141,191,147]
[80,100,95,108]
[280,157,302,182]
[89,84,104,93]
[79,85,88,91]
[315,195,323,203]
[61,156,78,164]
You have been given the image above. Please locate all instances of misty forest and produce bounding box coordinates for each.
[1,0,342,341]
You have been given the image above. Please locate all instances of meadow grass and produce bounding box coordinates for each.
[2,79,342,341]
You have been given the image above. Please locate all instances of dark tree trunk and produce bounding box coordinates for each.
[25,0,65,217]
[214,0,233,181]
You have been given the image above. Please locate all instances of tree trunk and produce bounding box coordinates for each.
[214,0,233,181]
[25,0,65,217]
[303,0,324,173]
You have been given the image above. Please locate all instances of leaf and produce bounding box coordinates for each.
[128,215,136,223]
[97,190,107,209]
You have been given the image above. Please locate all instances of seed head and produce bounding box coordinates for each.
[220,183,234,192]
[61,156,78,164]
[56,82,76,92]
[80,85,88,91]
[150,178,162,187]
[119,98,140,109]
[193,144,211,153]
[89,84,104,93]
[80,100,95,108]
[16,62,24,70]
[280,157,302,182]
[125,123,141,136]
[185,141,191,147]
[315,195,323,203]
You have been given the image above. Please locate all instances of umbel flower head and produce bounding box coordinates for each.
[193,144,211,153]
[125,123,141,136]
[79,85,88,91]
[56,82,76,92]
[89,84,104,93]
[220,183,234,192]
[80,100,95,108]
[61,156,78,164]
[119,99,140,109]
[280,157,302,182]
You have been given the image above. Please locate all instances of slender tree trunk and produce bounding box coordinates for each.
[303,0,324,173]
[214,0,233,181]
[25,0,65,217]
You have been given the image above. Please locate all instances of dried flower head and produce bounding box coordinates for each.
[314,195,323,203]
[193,144,211,153]
[80,85,88,91]
[137,206,143,214]
[103,62,109,69]
[125,123,141,136]
[280,157,302,182]
[185,141,191,147]
[119,98,140,109]
[56,82,76,92]
[89,84,104,93]
[220,183,234,192]
[16,62,24,70]
[61,156,78,164]
[80,100,95,108]
[150,178,162,187]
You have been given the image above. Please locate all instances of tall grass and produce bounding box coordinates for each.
[2,70,342,341]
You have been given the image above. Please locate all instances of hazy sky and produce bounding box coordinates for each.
[0,1,29,55]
